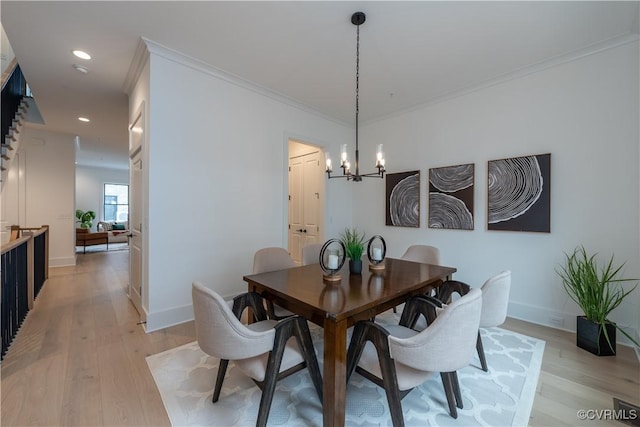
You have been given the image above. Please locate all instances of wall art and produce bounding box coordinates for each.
[487,153,551,232]
[385,170,420,227]
[428,163,474,230]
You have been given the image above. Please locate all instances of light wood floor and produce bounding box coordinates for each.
[1,250,638,426]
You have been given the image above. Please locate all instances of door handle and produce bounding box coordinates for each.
[296,229,303,232]
[302,229,307,233]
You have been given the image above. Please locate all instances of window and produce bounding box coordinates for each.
[104,184,129,223]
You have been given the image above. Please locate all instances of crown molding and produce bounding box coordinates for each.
[364,33,640,126]
[122,38,150,95]
[140,37,348,127]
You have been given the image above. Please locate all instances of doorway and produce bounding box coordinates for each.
[128,107,144,319]
[288,140,325,264]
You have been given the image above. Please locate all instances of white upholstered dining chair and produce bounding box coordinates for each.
[191,282,323,427]
[346,288,483,425]
[420,270,511,372]
[301,242,323,266]
[400,244,440,264]
[252,247,297,319]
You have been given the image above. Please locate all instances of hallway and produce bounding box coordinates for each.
[1,250,194,426]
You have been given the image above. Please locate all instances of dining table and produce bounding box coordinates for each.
[243,257,456,427]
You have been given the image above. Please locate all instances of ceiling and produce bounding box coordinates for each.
[2,1,638,170]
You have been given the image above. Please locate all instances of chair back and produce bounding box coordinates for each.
[480,270,511,327]
[191,282,274,360]
[253,247,297,273]
[389,288,482,373]
[301,243,323,266]
[400,245,440,265]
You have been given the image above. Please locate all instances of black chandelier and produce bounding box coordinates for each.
[326,12,386,182]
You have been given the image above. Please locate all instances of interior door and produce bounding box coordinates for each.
[288,147,323,264]
[129,112,144,317]
[288,157,304,263]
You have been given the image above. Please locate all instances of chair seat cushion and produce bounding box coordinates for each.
[357,325,434,391]
[234,328,305,382]
[273,305,295,318]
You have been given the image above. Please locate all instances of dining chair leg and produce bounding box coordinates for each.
[212,359,229,403]
[440,372,458,419]
[476,331,488,372]
[451,371,463,408]
[256,324,290,427]
[295,319,323,403]
[346,323,367,384]
[378,355,405,427]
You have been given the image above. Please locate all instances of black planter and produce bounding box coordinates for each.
[349,259,362,275]
[576,316,616,356]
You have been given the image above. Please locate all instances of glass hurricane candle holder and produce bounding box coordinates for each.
[320,238,346,283]
[367,235,386,271]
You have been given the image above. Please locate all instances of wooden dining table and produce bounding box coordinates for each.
[243,257,456,427]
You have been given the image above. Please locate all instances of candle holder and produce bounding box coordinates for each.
[319,238,346,283]
[367,235,386,272]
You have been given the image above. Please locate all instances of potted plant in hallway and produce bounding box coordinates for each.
[75,209,96,230]
[340,227,366,274]
[556,246,639,356]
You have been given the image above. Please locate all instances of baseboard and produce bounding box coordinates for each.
[144,290,243,333]
[49,256,76,267]
[508,301,640,359]
[145,304,194,332]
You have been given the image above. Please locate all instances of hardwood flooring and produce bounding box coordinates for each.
[1,251,638,426]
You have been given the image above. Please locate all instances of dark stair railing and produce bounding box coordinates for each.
[1,226,49,360]
[1,63,28,144]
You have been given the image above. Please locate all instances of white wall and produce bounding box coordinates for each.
[353,41,640,343]
[75,165,129,229]
[1,24,15,75]
[137,43,354,330]
[2,127,77,266]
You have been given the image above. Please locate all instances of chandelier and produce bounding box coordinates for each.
[326,12,386,182]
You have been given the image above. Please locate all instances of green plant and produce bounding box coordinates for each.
[75,209,96,229]
[556,246,639,351]
[340,227,367,260]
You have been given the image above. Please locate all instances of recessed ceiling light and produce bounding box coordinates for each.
[72,50,91,60]
[78,117,90,122]
[73,64,89,74]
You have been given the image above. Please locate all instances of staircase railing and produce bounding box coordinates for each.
[1,225,49,359]
[2,61,28,139]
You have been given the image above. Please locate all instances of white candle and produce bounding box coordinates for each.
[328,254,339,269]
[372,247,383,261]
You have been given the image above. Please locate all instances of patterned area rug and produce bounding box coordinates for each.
[147,311,544,427]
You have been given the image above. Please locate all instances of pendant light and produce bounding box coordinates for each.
[326,12,386,182]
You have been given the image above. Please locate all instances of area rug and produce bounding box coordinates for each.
[75,242,129,254]
[147,311,544,427]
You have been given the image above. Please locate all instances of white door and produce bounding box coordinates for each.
[129,112,144,317]
[288,148,323,264]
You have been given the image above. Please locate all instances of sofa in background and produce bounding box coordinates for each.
[97,221,130,244]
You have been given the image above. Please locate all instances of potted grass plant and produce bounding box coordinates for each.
[340,227,367,274]
[556,246,639,356]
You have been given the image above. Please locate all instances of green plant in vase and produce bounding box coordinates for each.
[340,227,366,274]
[556,246,638,355]
[75,209,97,230]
